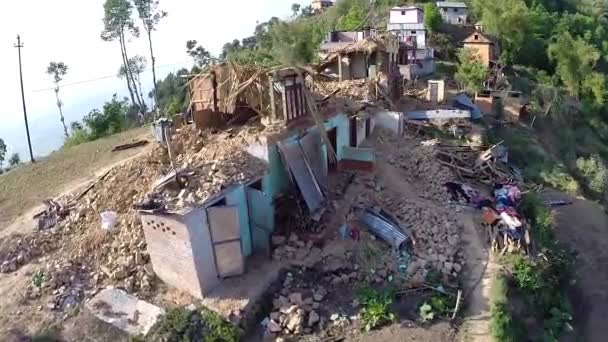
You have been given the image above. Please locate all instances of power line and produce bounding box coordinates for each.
[31,61,192,93]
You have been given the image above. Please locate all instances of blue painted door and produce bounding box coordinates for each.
[246,187,273,253]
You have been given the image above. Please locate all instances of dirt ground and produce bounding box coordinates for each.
[0,127,150,232]
[542,190,608,342]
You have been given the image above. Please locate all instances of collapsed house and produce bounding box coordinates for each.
[140,63,382,299]
[317,36,398,82]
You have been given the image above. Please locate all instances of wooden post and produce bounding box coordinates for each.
[281,80,289,122]
[338,54,343,82]
[269,74,277,122]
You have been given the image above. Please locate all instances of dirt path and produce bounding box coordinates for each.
[458,208,499,342]
[542,190,608,342]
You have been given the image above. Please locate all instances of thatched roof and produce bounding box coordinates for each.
[318,37,388,68]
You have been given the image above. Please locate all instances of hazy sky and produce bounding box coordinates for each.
[0,0,292,158]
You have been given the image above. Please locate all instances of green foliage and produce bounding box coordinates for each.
[548,32,601,98]
[101,0,137,41]
[8,153,20,167]
[270,20,322,65]
[336,4,366,31]
[0,138,6,167]
[186,40,213,68]
[423,3,441,32]
[419,302,434,322]
[134,0,166,33]
[64,95,134,147]
[357,287,396,331]
[576,154,608,195]
[291,3,301,16]
[150,306,240,342]
[455,48,489,93]
[155,68,189,115]
[501,195,575,340]
[32,269,46,288]
[46,62,68,83]
[489,275,525,342]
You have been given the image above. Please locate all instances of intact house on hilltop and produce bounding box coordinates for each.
[463,30,499,68]
[387,6,435,79]
[311,0,334,12]
[436,1,468,25]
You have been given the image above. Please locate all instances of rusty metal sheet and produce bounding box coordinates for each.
[299,131,328,192]
[278,141,324,212]
[207,206,240,242]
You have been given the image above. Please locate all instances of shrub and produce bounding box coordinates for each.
[576,154,608,195]
[357,287,396,331]
[539,165,580,195]
[148,306,240,342]
[489,275,525,342]
[63,129,91,148]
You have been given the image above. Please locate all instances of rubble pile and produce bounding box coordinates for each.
[372,128,455,202]
[0,125,275,312]
[316,80,374,101]
[0,233,59,273]
[264,253,365,339]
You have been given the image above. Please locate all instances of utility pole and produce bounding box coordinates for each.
[14,35,35,163]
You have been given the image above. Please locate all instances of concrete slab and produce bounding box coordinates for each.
[86,288,165,336]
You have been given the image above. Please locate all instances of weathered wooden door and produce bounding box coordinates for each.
[207,206,244,278]
[430,83,439,103]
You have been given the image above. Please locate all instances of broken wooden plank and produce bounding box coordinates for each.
[112,140,149,152]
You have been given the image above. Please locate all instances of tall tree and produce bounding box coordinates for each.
[0,138,6,169]
[291,3,301,16]
[119,55,148,112]
[186,40,212,68]
[101,0,144,110]
[134,0,166,112]
[46,62,70,139]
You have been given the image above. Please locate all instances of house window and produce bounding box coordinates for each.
[411,31,416,34]
[401,11,406,15]
[453,8,458,12]
[474,34,479,40]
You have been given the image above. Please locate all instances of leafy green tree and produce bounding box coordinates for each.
[271,20,321,65]
[8,153,20,167]
[70,121,84,132]
[336,4,366,31]
[292,3,301,16]
[154,68,189,115]
[455,48,489,93]
[101,0,143,109]
[186,40,213,68]
[46,61,70,139]
[134,0,167,112]
[548,32,600,98]
[0,138,6,168]
[221,39,242,60]
[424,3,442,32]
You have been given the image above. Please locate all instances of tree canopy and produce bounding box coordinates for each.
[0,138,6,168]
[423,3,442,32]
[455,48,489,93]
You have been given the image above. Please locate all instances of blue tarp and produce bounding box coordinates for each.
[453,94,482,119]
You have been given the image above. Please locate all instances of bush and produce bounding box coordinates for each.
[357,287,396,331]
[148,306,240,342]
[489,275,525,342]
[63,128,92,148]
[576,154,608,196]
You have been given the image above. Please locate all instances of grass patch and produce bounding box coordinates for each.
[489,274,526,342]
[144,306,240,342]
[357,287,396,331]
[0,127,148,229]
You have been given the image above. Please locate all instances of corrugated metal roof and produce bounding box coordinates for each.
[390,6,422,11]
[436,1,468,8]
[407,109,471,120]
[357,208,409,249]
